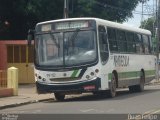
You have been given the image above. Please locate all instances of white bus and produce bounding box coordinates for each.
[28,18,156,101]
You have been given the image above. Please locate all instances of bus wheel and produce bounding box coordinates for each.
[108,73,117,97]
[129,71,145,92]
[137,71,145,92]
[54,93,65,101]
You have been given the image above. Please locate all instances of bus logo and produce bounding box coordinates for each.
[114,55,129,67]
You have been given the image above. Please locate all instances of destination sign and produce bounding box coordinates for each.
[41,24,52,32]
[55,21,89,30]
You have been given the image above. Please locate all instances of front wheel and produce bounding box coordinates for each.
[54,93,65,101]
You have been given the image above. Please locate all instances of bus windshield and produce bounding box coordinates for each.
[35,30,97,67]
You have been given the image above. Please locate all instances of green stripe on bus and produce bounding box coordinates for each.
[71,70,79,77]
[108,73,112,80]
[108,70,155,80]
[145,70,155,76]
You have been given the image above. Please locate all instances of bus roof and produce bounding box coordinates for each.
[37,17,151,35]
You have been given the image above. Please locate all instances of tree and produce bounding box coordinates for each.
[0,0,145,40]
[0,0,64,40]
[70,0,143,22]
[140,17,155,35]
[140,17,156,51]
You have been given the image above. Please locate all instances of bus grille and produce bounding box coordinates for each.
[50,77,81,82]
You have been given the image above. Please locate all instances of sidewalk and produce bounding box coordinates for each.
[0,84,53,110]
[147,79,160,85]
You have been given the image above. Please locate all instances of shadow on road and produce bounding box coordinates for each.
[43,86,160,103]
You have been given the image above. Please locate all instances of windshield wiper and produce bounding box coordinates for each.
[69,28,80,49]
[65,28,80,62]
[70,28,80,41]
[49,33,59,48]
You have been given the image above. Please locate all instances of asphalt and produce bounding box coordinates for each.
[0,79,160,111]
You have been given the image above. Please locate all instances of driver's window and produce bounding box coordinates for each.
[98,25,109,64]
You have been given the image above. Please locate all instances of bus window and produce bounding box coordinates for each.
[142,34,150,54]
[134,33,144,54]
[98,26,109,64]
[117,30,127,52]
[107,28,118,52]
[126,32,136,53]
[149,36,152,53]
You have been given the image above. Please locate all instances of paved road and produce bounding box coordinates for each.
[1,84,160,114]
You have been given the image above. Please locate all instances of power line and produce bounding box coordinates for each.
[94,1,130,13]
[141,0,156,22]
[94,1,155,17]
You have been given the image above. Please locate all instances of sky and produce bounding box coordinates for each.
[123,0,155,28]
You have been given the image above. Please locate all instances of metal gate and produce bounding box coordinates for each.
[0,70,7,87]
[7,45,34,84]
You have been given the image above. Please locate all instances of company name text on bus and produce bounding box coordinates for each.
[114,55,129,67]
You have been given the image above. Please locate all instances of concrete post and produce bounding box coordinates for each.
[7,67,18,96]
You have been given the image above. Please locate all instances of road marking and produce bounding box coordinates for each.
[140,108,160,120]
[126,109,160,120]
[80,109,95,113]
[19,111,25,113]
[32,110,42,113]
[80,109,105,113]
[151,109,160,114]
[143,109,157,115]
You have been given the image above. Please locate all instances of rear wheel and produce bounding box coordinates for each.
[129,71,145,92]
[137,71,145,92]
[54,93,65,101]
[108,73,117,97]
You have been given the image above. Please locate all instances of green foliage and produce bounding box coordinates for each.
[140,17,155,35]
[70,0,141,22]
[0,0,143,40]
[140,17,157,51]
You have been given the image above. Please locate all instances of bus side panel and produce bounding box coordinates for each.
[106,54,156,88]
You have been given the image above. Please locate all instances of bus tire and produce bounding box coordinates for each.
[129,71,145,92]
[129,85,137,92]
[54,93,65,101]
[108,73,117,97]
[137,71,145,92]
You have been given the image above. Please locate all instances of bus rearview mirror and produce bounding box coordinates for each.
[27,29,35,46]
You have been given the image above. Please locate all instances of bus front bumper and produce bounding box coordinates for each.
[36,78,101,94]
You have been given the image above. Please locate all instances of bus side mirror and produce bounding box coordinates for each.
[27,29,35,46]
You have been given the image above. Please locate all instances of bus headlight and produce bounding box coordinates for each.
[86,72,96,80]
[86,75,90,79]
[90,72,95,76]
[42,78,46,82]
[38,76,42,79]
[95,69,99,73]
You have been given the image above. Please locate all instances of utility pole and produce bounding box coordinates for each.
[64,0,69,18]
[141,0,144,24]
[156,0,160,81]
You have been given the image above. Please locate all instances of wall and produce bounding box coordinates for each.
[0,42,7,70]
[0,40,27,70]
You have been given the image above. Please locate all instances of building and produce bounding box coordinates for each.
[0,40,34,84]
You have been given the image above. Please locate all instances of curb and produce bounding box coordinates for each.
[0,88,13,98]
[146,81,160,85]
[0,98,53,110]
